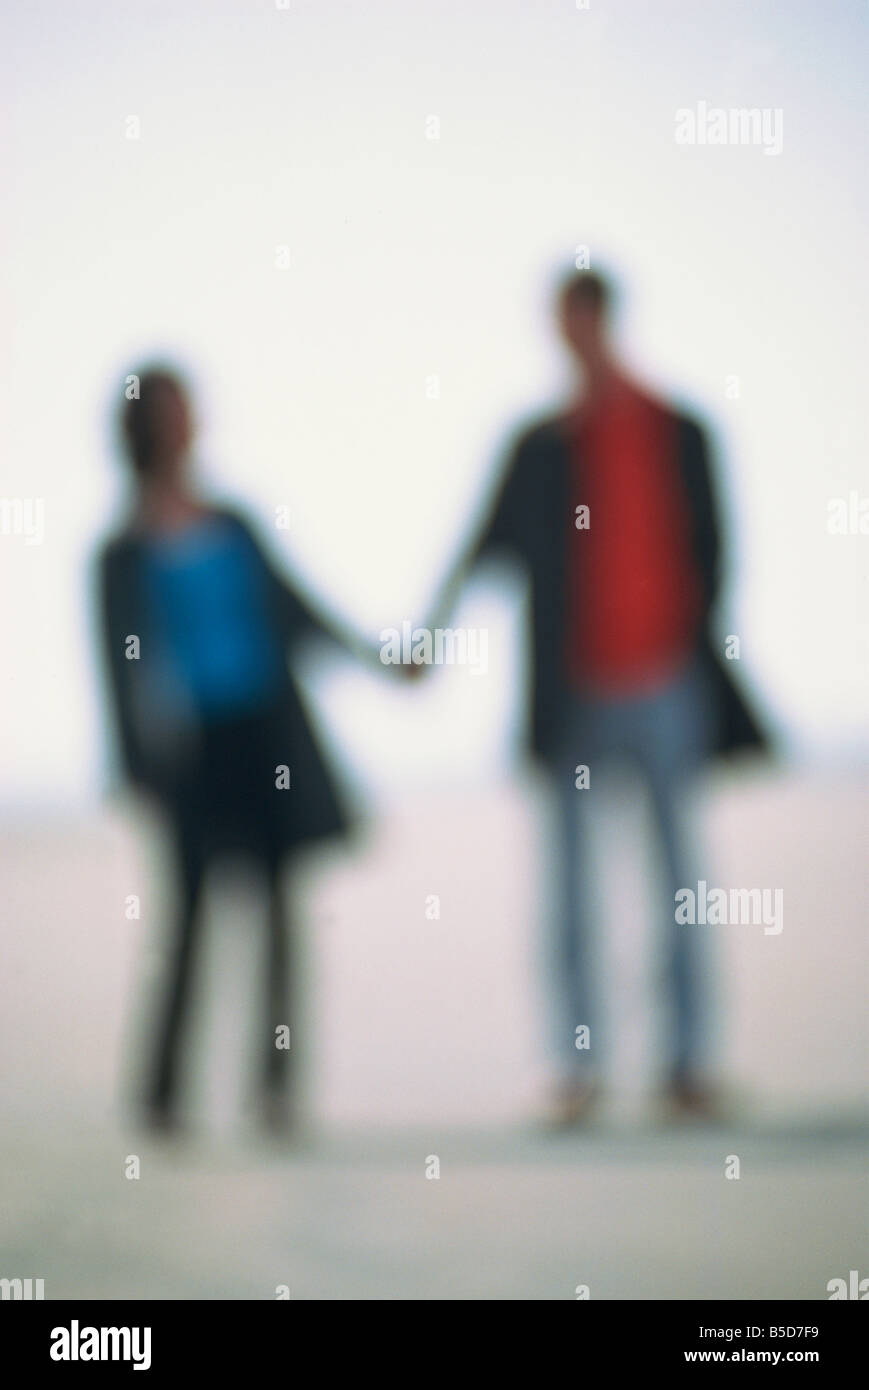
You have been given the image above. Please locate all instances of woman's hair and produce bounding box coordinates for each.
[119,366,190,477]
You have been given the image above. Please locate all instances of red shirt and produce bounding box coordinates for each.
[567,378,702,695]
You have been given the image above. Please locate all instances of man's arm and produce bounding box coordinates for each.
[424,431,533,634]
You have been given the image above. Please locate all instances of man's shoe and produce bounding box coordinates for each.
[545,1078,601,1130]
[662,1075,725,1123]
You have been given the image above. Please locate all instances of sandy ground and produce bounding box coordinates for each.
[1,768,866,1298]
[2,1119,866,1300]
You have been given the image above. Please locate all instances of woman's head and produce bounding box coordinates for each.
[120,368,193,484]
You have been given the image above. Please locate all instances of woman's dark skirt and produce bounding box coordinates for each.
[164,695,349,866]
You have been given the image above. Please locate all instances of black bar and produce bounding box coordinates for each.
[4,1299,864,1373]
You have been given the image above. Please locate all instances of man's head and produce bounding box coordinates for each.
[120,368,193,484]
[557,269,615,366]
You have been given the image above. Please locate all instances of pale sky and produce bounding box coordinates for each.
[2,0,867,806]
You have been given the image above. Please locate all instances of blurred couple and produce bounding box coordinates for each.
[97,268,764,1135]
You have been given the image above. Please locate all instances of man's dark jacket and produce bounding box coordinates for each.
[436,408,766,765]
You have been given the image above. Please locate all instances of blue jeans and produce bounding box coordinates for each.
[547,656,716,1083]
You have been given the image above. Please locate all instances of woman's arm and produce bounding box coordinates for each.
[97,543,150,788]
[227,509,391,676]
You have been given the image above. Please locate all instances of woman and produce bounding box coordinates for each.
[98,367,382,1133]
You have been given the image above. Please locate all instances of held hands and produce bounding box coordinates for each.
[366,642,429,680]
[399,660,427,682]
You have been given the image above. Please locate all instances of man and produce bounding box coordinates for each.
[429,270,765,1124]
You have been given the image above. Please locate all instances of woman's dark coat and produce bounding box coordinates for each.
[97,507,350,853]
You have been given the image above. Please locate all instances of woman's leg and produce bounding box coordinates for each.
[261,851,294,1118]
[146,823,207,1122]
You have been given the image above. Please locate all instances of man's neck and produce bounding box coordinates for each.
[567,356,628,419]
[580,354,623,403]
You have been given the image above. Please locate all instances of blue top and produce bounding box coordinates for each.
[143,516,284,718]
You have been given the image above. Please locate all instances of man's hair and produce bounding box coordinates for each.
[557,268,615,318]
[119,367,188,476]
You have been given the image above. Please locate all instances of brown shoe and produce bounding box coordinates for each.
[545,1079,601,1130]
[662,1076,725,1123]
